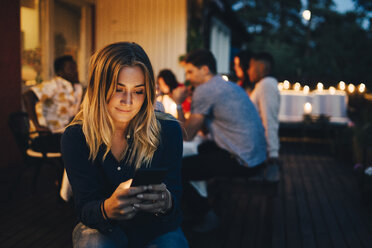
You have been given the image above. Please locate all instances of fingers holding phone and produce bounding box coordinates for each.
[134,183,172,215]
[103,180,148,221]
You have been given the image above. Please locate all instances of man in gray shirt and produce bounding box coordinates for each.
[248,52,280,182]
[172,49,266,231]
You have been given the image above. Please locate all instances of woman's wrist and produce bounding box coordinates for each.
[101,200,110,221]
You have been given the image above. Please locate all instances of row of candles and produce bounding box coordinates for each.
[278,80,366,94]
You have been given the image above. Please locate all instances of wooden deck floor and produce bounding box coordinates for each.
[1,141,371,248]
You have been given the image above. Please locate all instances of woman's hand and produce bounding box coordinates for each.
[134,183,172,215]
[103,181,147,220]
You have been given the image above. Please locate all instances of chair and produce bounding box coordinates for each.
[8,111,63,198]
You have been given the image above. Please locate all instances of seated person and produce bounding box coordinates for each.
[61,42,188,247]
[172,49,267,231]
[156,69,191,118]
[248,52,281,182]
[233,50,254,95]
[23,55,83,152]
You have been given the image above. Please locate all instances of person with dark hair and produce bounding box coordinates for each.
[23,55,83,152]
[248,52,280,182]
[234,50,254,94]
[62,42,188,247]
[156,69,191,117]
[172,49,267,231]
[158,69,179,93]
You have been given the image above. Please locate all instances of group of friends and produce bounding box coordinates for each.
[22,42,280,248]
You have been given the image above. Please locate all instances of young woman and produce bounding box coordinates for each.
[234,50,254,95]
[156,69,191,118]
[61,42,188,247]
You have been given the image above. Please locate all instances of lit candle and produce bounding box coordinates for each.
[283,80,290,90]
[339,81,346,91]
[278,82,284,91]
[358,83,365,93]
[304,102,312,114]
[329,86,336,95]
[317,82,323,92]
[303,85,310,94]
[294,82,301,91]
[222,75,229,81]
[348,84,355,93]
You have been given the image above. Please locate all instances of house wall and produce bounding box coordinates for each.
[210,17,231,74]
[0,0,22,168]
[96,0,187,82]
[54,1,81,58]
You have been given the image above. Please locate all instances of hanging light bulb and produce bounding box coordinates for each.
[338,81,346,91]
[358,83,366,93]
[317,82,323,92]
[294,82,301,91]
[303,85,310,94]
[278,82,284,91]
[348,84,355,93]
[283,80,290,90]
[329,86,336,95]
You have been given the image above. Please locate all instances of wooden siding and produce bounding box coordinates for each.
[96,0,187,81]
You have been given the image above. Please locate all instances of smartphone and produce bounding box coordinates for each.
[130,168,167,187]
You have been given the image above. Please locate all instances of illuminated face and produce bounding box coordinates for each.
[107,66,146,128]
[184,63,205,87]
[234,57,244,79]
[158,77,170,94]
[248,59,264,84]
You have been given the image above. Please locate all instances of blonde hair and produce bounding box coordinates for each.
[71,42,169,169]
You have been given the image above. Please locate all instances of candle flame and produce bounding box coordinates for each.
[304,102,312,114]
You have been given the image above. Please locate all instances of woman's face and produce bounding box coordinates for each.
[158,77,170,94]
[234,57,244,79]
[107,66,146,128]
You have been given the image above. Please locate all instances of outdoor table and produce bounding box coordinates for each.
[279,91,312,122]
[279,90,349,124]
[311,91,348,123]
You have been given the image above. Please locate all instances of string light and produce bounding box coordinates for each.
[329,86,336,95]
[294,82,301,91]
[283,80,290,90]
[358,83,365,93]
[317,82,323,91]
[338,81,346,91]
[348,84,355,93]
[303,85,310,94]
[278,83,284,91]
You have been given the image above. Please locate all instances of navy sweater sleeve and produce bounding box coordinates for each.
[61,125,114,233]
[156,119,183,222]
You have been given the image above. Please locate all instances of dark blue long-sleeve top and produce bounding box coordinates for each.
[61,118,183,247]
